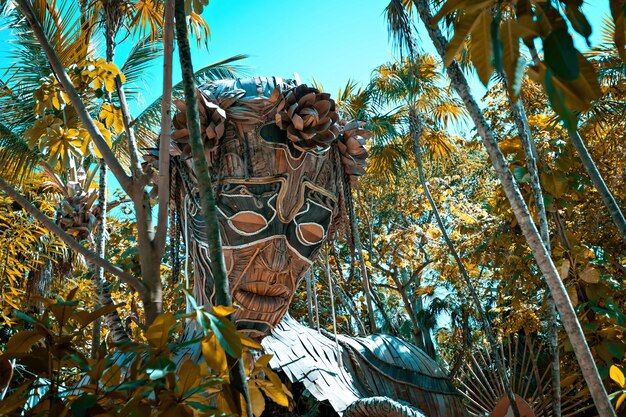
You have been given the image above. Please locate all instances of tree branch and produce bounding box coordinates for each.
[154,0,174,257]
[0,176,146,298]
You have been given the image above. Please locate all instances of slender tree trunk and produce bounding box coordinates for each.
[92,161,129,357]
[101,0,162,325]
[351,189,377,333]
[506,84,561,416]
[154,0,174,258]
[409,108,520,417]
[567,130,626,240]
[413,2,614,414]
[173,2,252,415]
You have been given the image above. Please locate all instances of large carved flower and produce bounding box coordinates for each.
[171,90,228,159]
[275,85,340,150]
[337,121,371,186]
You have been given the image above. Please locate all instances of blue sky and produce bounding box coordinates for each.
[0,1,612,117]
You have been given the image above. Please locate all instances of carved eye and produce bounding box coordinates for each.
[296,222,325,245]
[230,212,268,235]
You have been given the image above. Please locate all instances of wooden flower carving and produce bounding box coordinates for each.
[171,90,227,158]
[275,85,340,150]
[337,121,371,186]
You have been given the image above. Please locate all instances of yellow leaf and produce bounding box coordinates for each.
[256,379,289,407]
[145,313,176,347]
[6,330,44,354]
[579,266,600,284]
[248,384,266,417]
[211,305,236,317]
[617,392,626,410]
[557,259,570,280]
[177,359,200,395]
[202,332,227,374]
[444,10,481,67]
[470,10,493,86]
[610,365,625,388]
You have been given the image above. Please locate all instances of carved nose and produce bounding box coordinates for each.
[261,239,289,272]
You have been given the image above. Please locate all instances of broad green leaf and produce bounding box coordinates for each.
[543,68,577,131]
[491,11,503,73]
[542,28,579,81]
[208,313,242,358]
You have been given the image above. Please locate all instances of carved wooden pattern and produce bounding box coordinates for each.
[170,78,357,339]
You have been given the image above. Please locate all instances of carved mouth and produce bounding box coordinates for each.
[233,282,291,313]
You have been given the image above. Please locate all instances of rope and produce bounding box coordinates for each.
[184,197,191,315]
[313,268,320,333]
[326,247,343,368]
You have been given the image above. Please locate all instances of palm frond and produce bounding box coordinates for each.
[120,33,163,99]
[112,55,248,164]
[384,0,416,57]
[0,123,42,184]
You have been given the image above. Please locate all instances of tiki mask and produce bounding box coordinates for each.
[169,78,369,338]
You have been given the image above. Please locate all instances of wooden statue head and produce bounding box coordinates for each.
[168,77,369,338]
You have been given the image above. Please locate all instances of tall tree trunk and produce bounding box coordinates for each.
[413,2,614,415]
[409,108,520,417]
[92,160,129,358]
[15,0,162,325]
[567,130,626,240]
[173,2,252,415]
[154,0,174,258]
[506,85,561,416]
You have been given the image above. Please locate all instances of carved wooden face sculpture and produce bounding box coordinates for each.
[170,78,368,338]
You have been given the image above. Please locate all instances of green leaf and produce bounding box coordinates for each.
[146,357,175,380]
[544,68,576,131]
[542,28,579,81]
[208,313,243,359]
[491,10,503,74]
[70,394,97,417]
